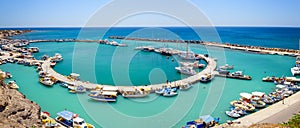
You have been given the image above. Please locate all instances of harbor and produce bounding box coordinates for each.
[1,29,300,127]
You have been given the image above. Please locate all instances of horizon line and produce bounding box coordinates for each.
[1,25,300,28]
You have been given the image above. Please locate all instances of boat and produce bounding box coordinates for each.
[88,91,118,102]
[55,110,94,128]
[7,80,19,89]
[175,66,197,75]
[230,100,255,112]
[59,82,69,88]
[163,91,178,97]
[251,91,274,105]
[50,61,56,67]
[291,66,300,76]
[180,61,205,68]
[5,72,12,78]
[229,71,252,80]
[225,110,241,118]
[40,111,60,127]
[219,64,234,70]
[230,107,247,116]
[68,85,86,93]
[199,74,212,83]
[179,82,192,90]
[39,77,54,86]
[262,76,275,82]
[52,53,63,62]
[121,87,149,98]
[251,100,266,108]
[155,87,169,95]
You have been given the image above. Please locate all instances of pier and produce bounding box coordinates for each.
[40,54,217,91]
[109,36,300,57]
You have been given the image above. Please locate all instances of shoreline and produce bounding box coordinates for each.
[1,29,300,127]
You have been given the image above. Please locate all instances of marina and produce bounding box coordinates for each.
[1,28,300,127]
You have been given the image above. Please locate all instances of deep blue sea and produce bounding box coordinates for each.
[0,27,300,127]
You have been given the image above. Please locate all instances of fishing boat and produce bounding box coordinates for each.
[180,61,205,68]
[5,72,12,78]
[52,53,63,62]
[163,91,178,97]
[121,87,149,98]
[55,110,94,128]
[251,100,266,108]
[230,100,255,112]
[155,87,168,95]
[50,61,56,67]
[88,91,118,102]
[230,71,252,80]
[291,66,300,76]
[7,80,19,89]
[40,111,60,127]
[59,82,69,88]
[175,66,197,75]
[39,77,54,86]
[230,107,247,116]
[68,85,86,93]
[219,64,234,70]
[225,110,241,118]
[179,82,192,90]
[262,76,275,82]
[199,74,212,83]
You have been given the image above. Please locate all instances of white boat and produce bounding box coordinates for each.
[55,110,94,128]
[179,82,192,90]
[121,88,149,98]
[291,67,300,76]
[39,77,54,86]
[180,61,205,68]
[5,72,12,78]
[231,71,243,76]
[178,52,201,60]
[225,110,241,118]
[52,53,63,62]
[163,91,178,97]
[219,64,234,70]
[88,91,118,102]
[175,66,197,75]
[7,80,19,89]
[50,61,56,67]
[68,85,86,93]
[199,74,212,83]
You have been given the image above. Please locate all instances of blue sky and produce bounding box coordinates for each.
[0,0,299,27]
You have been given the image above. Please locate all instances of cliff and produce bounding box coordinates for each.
[0,80,42,127]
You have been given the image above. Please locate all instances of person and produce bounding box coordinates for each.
[282,97,285,104]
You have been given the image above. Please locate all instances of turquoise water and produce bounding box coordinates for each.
[0,27,298,127]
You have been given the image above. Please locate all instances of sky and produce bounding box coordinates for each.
[0,0,299,27]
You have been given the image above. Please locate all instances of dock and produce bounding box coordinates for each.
[40,54,217,91]
[109,36,300,57]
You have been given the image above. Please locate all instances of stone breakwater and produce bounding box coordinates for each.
[109,36,300,56]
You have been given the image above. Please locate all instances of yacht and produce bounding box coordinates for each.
[175,66,197,76]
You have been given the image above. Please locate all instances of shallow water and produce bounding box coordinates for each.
[0,27,298,127]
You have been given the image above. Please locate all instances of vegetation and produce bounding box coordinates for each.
[283,112,300,128]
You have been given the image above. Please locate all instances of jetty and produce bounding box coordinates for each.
[109,36,300,57]
[40,54,217,91]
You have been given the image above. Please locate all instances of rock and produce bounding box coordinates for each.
[0,81,42,128]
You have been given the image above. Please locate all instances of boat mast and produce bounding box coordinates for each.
[186,42,188,59]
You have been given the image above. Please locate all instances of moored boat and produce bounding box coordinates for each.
[39,77,54,86]
[199,74,212,83]
[219,64,234,70]
[7,80,19,89]
[88,91,118,102]
[175,66,197,75]
[55,110,94,128]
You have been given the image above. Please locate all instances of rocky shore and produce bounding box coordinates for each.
[0,71,42,127]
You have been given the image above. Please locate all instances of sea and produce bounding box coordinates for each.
[1,27,300,127]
